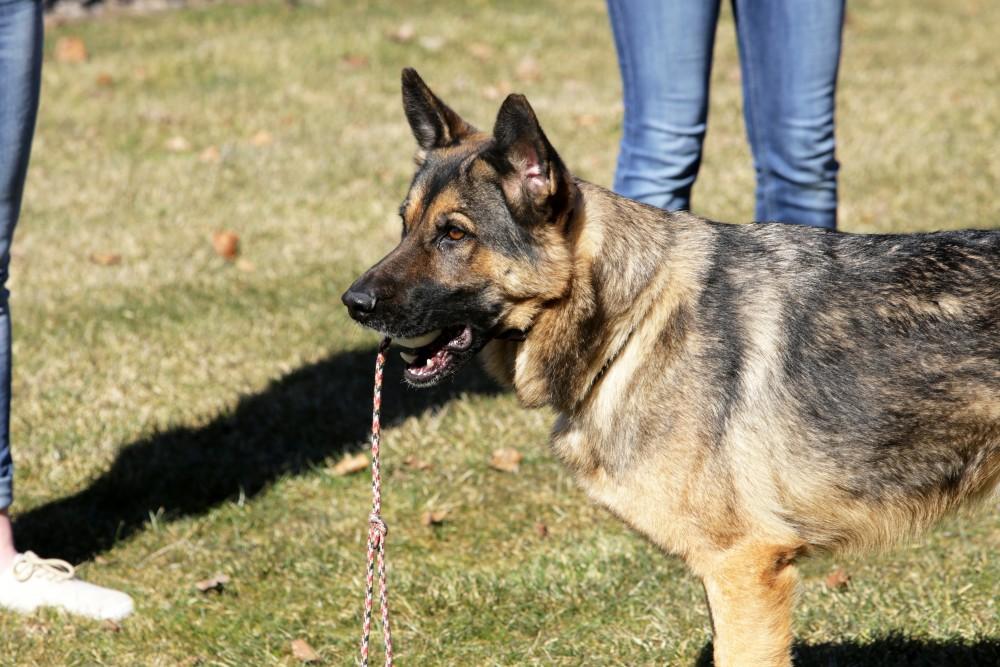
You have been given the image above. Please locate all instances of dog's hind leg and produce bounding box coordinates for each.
[694,543,800,667]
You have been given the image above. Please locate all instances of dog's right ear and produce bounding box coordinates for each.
[401,68,475,157]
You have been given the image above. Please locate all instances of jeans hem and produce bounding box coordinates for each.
[0,475,13,511]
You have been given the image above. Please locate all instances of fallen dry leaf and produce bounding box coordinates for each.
[195,573,230,593]
[419,35,445,52]
[482,80,512,101]
[331,452,369,476]
[212,231,240,260]
[825,568,851,591]
[467,42,494,61]
[90,252,122,267]
[96,72,114,88]
[140,109,174,125]
[342,53,368,68]
[54,36,87,64]
[165,135,191,152]
[489,447,523,473]
[403,456,432,471]
[388,23,416,43]
[102,619,122,633]
[236,258,256,273]
[23,618,48,636]
[250,130,273,146]
[291,638,320,663]
[516,56,541,82]
[534,522,549,539]
[199,146,221,163]
[421,509,448,526]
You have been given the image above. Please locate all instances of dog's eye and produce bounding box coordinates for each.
[447,227,466,241]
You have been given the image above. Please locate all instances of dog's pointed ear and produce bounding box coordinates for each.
[490,93,574,223]
[401,68,475,153]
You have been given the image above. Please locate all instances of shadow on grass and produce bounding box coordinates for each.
[13,345,501,562]
[696,633,1000,667]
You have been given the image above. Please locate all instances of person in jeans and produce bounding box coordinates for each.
[607,0,846,230]
[0,0,132,620]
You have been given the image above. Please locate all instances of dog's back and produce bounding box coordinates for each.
[678,220,1000,549]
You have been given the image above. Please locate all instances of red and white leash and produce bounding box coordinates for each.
[360,337,394,666]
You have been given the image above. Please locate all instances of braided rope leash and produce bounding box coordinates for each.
[360,337,394,667]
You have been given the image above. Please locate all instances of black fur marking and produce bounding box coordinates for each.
[417,154,464,215]
[402,280,501,333]
[696,227,748,451]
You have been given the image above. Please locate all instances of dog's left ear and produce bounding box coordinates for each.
[489,94,574,225]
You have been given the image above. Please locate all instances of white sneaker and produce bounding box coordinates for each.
[0,551,134,621]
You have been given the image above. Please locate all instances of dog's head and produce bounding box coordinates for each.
[342,68,578,387]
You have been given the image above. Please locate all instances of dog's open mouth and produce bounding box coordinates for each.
[394,325,474,386]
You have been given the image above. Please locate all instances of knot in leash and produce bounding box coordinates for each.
[360,337,394,667]
[368,513,388,540]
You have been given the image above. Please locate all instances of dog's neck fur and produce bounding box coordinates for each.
[495,180,700,414]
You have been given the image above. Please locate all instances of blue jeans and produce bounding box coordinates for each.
[608,0,845,229]
[0,0,43,510]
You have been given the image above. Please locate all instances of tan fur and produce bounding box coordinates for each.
[695,543,802,667]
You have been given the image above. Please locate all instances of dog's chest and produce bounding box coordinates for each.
[549,413,699,555]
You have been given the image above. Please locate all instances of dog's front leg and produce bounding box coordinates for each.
[695,543,799,667]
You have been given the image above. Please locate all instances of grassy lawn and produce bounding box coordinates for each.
[1,0,997,664]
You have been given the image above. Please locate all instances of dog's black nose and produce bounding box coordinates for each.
[342,287,377,315]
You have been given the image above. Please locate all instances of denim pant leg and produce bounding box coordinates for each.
[607,0,721,211]
[0,0,44,510]
[732,0,845,229]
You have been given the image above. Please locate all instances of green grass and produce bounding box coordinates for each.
[0,0,997,664]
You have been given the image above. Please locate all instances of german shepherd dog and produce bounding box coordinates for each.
[343,69,1000,666]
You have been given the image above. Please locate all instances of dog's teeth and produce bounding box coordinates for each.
[394,329,442,349]
[400,352,417,364]
[425,358,433,367]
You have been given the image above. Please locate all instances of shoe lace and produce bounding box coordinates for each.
[12,551,76,583]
